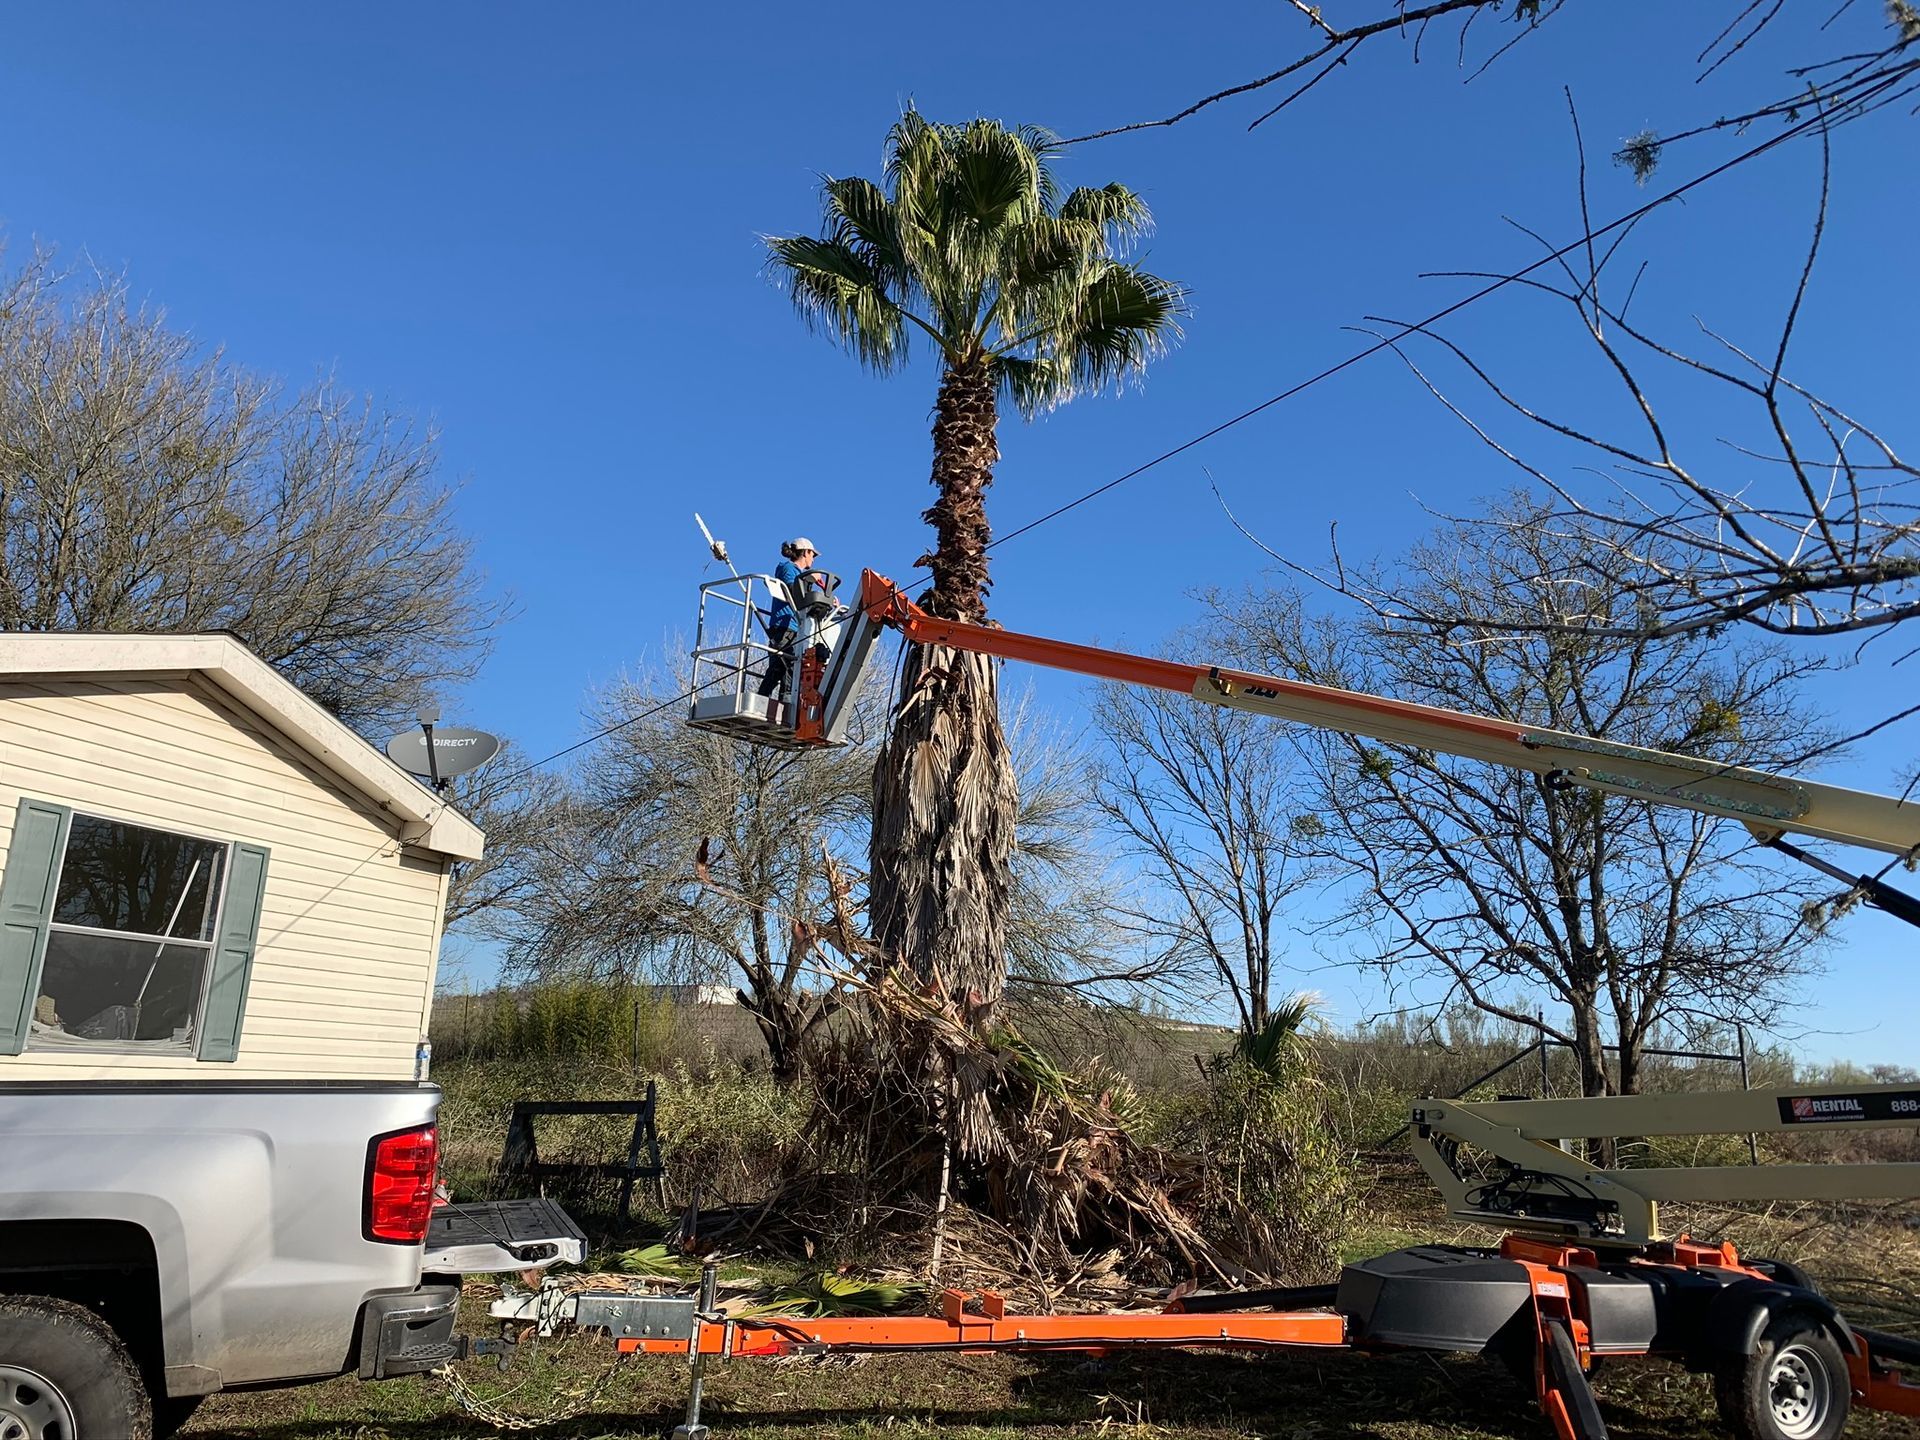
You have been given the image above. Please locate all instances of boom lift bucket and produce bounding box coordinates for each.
[686,571,851,750]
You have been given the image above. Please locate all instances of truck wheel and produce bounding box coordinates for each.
[1713,1314,1849,1440]
[0,1296,152,1440]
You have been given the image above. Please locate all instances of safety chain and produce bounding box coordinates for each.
[432,1353,627,1432]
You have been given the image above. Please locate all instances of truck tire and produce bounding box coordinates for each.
[1713,1313,1849,1440]
[0,1295,153,1440]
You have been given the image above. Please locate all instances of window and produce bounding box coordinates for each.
[27,813,231,1055]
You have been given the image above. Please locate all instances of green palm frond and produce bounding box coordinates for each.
[767,235,909,371]
[995,1027,1076,1106]
[751,1270,924,1318]
[994,354,1071,415]
[1057,261,1185,396]
[1233,994,1321,1084]
[1060,184,1153,250]
[941,119,1048,235]
[769,105,1184,397]
[988,261,1184,415]
[822,176,910,293]
[614,1243,702,1280]
[999,216,1099,300]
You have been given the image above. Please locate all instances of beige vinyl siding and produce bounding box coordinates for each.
[0,676,450,1081]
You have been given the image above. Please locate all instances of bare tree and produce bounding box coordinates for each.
[504,668,1151,1079]
[1000,693,1156,1002]
[1223,499,1833,1099]
[1092,656,1319,1037]
[0,247,498,732]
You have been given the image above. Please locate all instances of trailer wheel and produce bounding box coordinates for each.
[1713,1314,1849,1440]
[0,1295,152,1440]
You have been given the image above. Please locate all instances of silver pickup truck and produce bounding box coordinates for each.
[0,1080,582,1440]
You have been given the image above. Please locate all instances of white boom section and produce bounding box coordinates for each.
[1197,672,1920,857]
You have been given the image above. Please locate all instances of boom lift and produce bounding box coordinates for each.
[659,565,1920,1440]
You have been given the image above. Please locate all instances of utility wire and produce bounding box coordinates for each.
[488,670,738,785]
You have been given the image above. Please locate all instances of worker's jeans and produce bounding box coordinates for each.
[757,634,827,699]
[757,628,797,697]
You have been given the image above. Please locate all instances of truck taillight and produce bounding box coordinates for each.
[365,1126,438,1244]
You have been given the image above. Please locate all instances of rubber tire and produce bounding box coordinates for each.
[151,1395,202,1438]
[1713,1314,1849,1440]
[0,1295,153,1440]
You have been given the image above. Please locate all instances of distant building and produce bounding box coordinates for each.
[1149,1015,1234,1035]
[651,984,738,1007]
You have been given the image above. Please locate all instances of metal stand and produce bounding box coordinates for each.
[672,1260,720,1440]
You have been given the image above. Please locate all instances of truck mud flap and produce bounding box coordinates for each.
[358,1285,461,1380]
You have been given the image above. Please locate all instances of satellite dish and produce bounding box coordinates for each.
[386,725,502,781]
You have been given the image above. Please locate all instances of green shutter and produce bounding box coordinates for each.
[197,842,270,1063]
[0,798,72,1055]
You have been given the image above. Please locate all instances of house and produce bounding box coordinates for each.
[0,634,481,1082]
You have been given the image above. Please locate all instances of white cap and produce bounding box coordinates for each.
[788,537,817,553]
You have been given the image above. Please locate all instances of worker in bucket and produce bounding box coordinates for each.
[758,536,828,696]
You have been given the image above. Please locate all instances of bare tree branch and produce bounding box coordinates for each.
[1066,1,1916,156]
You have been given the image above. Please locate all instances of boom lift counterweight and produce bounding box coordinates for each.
[671,565,1920,1440]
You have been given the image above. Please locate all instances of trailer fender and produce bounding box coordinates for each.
[1696,1279,1855,1366]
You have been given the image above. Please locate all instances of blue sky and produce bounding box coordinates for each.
[2,3,1913,1063]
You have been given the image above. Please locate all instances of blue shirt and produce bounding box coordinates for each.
[769,559,803,637]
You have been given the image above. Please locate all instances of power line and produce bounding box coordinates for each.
[488,671,735,785]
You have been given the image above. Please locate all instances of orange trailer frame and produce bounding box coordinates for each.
[602,1232,1920,1440]
[618,1287,1345,1359]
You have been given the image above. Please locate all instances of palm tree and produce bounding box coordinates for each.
[767,112,1183,1089]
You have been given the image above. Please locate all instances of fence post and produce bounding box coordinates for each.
[1738,1025,1759,1165]
[632,999,642,1073]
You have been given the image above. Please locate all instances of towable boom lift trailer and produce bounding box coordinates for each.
[668,567,1920,1440]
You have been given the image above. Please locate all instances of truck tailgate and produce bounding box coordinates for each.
[424,1198,586,1273]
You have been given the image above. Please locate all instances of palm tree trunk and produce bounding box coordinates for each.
[870,642,1015,1022]
[919,357,998,623]
[869,357,1017,1159]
